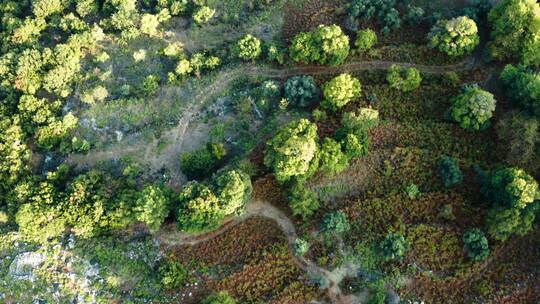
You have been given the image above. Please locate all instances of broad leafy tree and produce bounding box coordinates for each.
[284,76,319,107]
[449,85,496,130]
[321,73,361,111]
[264,119,319,183]
[463,228,489,261]
[500,64,540,117]
[177,181,224,233]
[483,167,538,209]
[318,138,348,176]
[386,65,422,92]
[488,0,540,65]
[428,16,480,57]
[288,182,320,220]
[134,184,170,232]
[213,169,252,215]
[290,24,350,66]
[355,28,377,52]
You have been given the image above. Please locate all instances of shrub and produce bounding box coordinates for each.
[180,142,226,180]
[321,73,361,111]
[236,34,262,61]
[342,108,380,132]
[379,232,408,261]
[486,204,538,241]
[439,156,463,188]
[321,211,351,234]
[341,132,369,158]
[134,184,170,232]
[482,167,539,209]
[386,65,422,92]
[405,183,420,199]
[264,119,319,183]
[159,261,189,289]
[177,181,224,233]
[140,13,160,36]
[193,6,215,24]
[348,0,401,34]
[463,228,489,261]
[284,76,319,107]
[289,24,350,66]
[355,29,377,52]
[203,292,237,304]
[288,183,320,220]
[294,238,310,256]
[140,74,160,96]
[496,111,539,170]
[449,85,496,130]
[428,16,480,57]
[488,0,540,65]
[500,64,540,117]
[318,138,349,176]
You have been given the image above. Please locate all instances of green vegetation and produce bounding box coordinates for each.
[181,142,227,180]
[236,34,262,61]
[500,64,540,118]
[321,73,361,111]
[203,291,237,304]
[449,85,496,130]
[428,16,480,57]
[355,29,377,52]
[463,228,489,261]
[284,76,319,107]
[289,24,350,66]
[386,65,422,92]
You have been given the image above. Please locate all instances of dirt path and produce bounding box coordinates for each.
[158,200,366,304]
[69,57,477,185]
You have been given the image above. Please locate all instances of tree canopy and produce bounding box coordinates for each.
[428,16,480,57]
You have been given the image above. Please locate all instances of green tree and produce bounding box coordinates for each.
[294,238,310,256]
[177,181,224,233]
[321,73,361,111]
[32,0,67,18]
[355,29,377,52]
[36,113,78,150]
[140,13,160,36]
[500,64,540,117]
[284,76,319,107]
[322,211,351,234]
[348,0,401,34]
[0,119,31,191]
[386,65,422,92]
[134,184,170,232]
[488,0,540,65]
[428,16,480,56]
[439,156,463,188]
[264,119,319,183]
[236,34,262,61]
[213,169,252,215]
[203,292,237,304]
[289,24,350,66]
[463,228,489,261]
[483,167,539,209]
[288,182,320,220]
[486,203,538,241]
[449,85,496,130]
[193,6,215,24]
[318,137,348,176]
[181,142,227,180]
[496,111,539,171]
[379,232,408,261]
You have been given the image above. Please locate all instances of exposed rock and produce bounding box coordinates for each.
[8,252,45,282]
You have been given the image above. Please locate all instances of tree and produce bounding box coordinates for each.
[379,232,408,261]
[32,0,67,18]
[0,119,31,191]
[439,156,463,188]
[177,181,224,233]
[284,76,319,107]
[348,0,401,34]
[486,203,538,241]
[449,85,496,130]
[355,29,377,52]
[488,0,540,65]
[294,238,310,256]
[140,13,160,36]
[181,142,227,180]
[264,119,319,183]
[36,113,78,150]
[482,167,539,209]
[134,184,170,232]
[289,24,350,66]
[322,211,351,234]
[203,292,237,304]
[463,228,489,261]
[341,132,369,158]
[496,111,539,171]
[321,73,361,111]
[236,34,262,61]
[213,169,252,215]
[500,64,540,117]
[428,16,480,57]
[318,138,348,176]
[288,182,320,220]
[341,108,380,132]
[386,65,422,92]
[193,6,215,25]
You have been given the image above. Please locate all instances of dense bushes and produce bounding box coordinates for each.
[321,73,361,111]
[322,211,351,234]
[284,76,319,107]
[288,183,320,220]
[134,184,170,232]
[264,119,319,183]
[379,232,408,261]
[180,142,227,180]
[500,64,540,118]
[318,138,349,176]
[488,0,540,65]
[203,292,237,304]
[159,260,189,289]
[289,24,350,66]
[449,85,496,130]
[355,29,377,52]
[463,228,489,261]
[386,65,422,92]
[428,16,480,57]
[177,169,252,233]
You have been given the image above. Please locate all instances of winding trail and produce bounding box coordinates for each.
[69,57,478,185]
